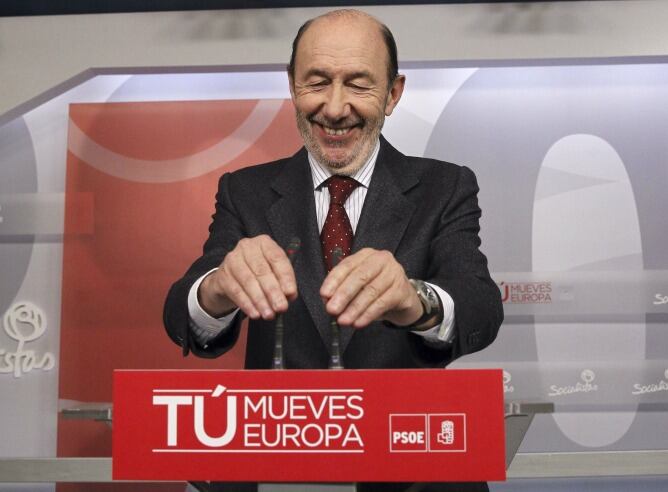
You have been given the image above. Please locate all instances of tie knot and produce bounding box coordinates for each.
[325,175,359,205]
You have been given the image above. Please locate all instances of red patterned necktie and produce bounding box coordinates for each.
[321,175,360,271]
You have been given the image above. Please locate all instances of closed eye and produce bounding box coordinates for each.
[349,83,372,91]
[307,80,329,91]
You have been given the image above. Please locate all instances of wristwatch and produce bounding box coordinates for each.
[408,279,443,330]
[384,279,443,331]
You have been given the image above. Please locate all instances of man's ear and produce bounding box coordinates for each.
[384,74,406,117]
[288,73,296,102]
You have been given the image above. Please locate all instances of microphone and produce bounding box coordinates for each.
[273,237,301,370]
[329,247,344,370]
[285,237,301,259]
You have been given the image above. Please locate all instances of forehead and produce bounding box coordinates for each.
[294,16,388,80]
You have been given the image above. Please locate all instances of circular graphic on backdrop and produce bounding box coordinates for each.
[0,117,37,317]
[424,63,668,447]
[424,63,668,272]
[66,73,289,183]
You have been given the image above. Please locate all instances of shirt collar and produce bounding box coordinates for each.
[308,140,380,190]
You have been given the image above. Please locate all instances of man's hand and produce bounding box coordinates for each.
[198,235,298,320]
[320,248,423,329]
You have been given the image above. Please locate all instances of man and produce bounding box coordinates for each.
[164,9,502,492]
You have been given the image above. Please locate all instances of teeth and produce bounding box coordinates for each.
[323,126,350,136]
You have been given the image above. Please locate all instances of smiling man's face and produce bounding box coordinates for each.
[289,13,405,175]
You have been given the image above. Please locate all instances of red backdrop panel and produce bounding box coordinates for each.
[58,99,302,469]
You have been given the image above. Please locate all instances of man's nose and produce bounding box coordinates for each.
[322,84,351,121]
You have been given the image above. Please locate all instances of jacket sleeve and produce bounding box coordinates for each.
[408,165,503,366]
[163,172,247,358]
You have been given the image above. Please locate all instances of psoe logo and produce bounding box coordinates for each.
[1,302,55,378]
[389,413,466,453]
[498,282,552,304]
[503,371,514,394]
[548,369,598,397]
[152,384,365,453]
[632,369,668,395]
[436,420,455,445]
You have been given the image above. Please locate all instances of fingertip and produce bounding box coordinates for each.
[273,297,289,312]
[320,283,333,298]
[352,317,368,329]
[326,299,343,317]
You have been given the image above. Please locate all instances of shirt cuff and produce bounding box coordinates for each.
[187,268,239,345]
[410,282,455,345]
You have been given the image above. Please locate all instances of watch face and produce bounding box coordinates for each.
[406,279,443,330]
[412,280,432,315]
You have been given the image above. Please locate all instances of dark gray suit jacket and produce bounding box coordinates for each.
[164,137,502,368]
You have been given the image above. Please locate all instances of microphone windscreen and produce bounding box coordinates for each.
[331,247,343,267]
[286,237,301,258]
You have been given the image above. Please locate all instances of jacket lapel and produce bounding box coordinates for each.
[339,138,419,352]
[266,149,332,348]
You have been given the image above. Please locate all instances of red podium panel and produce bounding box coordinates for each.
[113,369,505,482]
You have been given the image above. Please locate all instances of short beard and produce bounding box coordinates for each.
[295,108,383,176]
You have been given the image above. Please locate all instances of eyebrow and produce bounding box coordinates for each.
[347,71,375,82]
[303,69,330,80]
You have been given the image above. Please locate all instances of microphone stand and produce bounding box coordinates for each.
[272,237,300,370]
[329,247,344,370]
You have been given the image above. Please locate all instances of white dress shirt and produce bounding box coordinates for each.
[187,141,455,347]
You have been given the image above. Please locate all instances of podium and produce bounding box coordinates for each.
[112,369,506,484]
[1,369,579,487]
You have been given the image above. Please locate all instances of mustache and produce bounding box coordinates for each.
[308,114,363,129]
